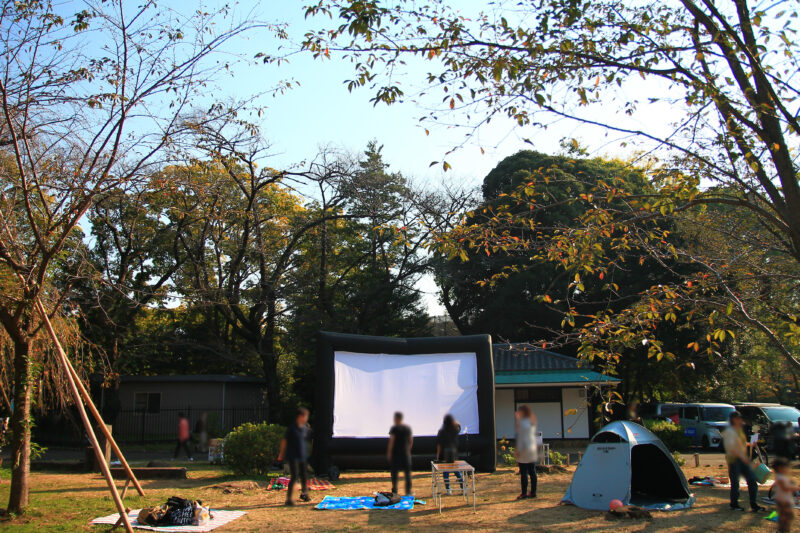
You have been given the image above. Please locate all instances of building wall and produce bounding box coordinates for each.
[561,387,590,439]
[223,382,266,409]
[119,381,222,411]
[495,388,516,439]
[494,386,591,441]
[115,380,266,441]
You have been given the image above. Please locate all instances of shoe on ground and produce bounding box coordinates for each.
[751,505,766,513]
[516,493,527,500]
[284,500,295,507]
[528,493,537,498]
[729,505,745,511]
[299,493,312,502]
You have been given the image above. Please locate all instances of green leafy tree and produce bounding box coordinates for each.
[437,150,727,401]
[286,143,432,407]
[0,1,262,513]
[304,0,800,375]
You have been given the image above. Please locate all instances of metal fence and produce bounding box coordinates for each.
[35,406,269,445]
[113,406,268,443]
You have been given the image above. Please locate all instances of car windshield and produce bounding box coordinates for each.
[702,407,735,421]
[762,406,800,422]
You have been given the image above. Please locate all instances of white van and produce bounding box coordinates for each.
[679,403,736,449]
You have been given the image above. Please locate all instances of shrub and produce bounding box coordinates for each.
[502,447,516,466]
[549,449,568,466]
[672,450,686,467]
[223,422,285,476]
[497,437,516,466]
[644,419,692,451]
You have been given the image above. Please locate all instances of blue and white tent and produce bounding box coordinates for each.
[562,420,695,511]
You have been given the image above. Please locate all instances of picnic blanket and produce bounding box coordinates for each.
[315,495,415,510]
[91,509,246,531]
[266,477,335,491]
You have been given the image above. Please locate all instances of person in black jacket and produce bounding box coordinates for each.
[278,407,312,506]
[437,414,463,494]
[387,411,413,495]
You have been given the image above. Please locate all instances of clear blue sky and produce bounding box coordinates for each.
[197,1,579,186]
[158,1,675,314]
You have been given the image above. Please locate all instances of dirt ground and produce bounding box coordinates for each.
[0,463,788,532]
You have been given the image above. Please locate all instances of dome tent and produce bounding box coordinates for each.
[562,420,695,511]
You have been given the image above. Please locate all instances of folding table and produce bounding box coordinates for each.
[430,460,477,514]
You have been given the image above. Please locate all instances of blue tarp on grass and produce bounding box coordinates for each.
[315,495,415,510]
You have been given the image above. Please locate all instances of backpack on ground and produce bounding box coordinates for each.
[374,491,402,507]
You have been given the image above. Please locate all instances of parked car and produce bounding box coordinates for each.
[678,403,736,449]
[735,403,800,453]
[638,402,682,423]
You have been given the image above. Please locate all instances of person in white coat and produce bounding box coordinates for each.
[515,404,539,499]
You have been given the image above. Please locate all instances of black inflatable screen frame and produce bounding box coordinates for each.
[313,331,496,473]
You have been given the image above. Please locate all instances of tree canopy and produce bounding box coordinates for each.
[304,0,800,378]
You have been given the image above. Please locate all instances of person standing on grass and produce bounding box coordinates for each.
[195,412,209,454]
[723,411,765,512]
[278,407,312,506]
[437,414,463,494]
[515,404,538,500]
[174,413,193,461]
[387,411,413,496]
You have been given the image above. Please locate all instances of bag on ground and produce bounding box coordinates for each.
[136,506,166,526]
[374,491,401,507]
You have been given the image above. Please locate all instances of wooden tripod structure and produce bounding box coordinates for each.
[34,297,144,533]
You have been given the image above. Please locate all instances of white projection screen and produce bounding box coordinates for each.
[332,351,480,438]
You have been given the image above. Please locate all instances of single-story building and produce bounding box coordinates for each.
[493,343,620,441]
[111,374,267,442]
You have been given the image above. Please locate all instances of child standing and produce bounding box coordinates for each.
[278,407,312,506]
[387,411,413,495]
[773,458,796,533]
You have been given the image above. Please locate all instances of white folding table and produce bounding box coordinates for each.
[430,460,477,514]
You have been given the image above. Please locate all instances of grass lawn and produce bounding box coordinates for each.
[0,462,786,532]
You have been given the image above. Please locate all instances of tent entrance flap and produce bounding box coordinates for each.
[630,444,692,502]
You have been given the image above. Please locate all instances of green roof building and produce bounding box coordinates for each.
[493,343,619,440]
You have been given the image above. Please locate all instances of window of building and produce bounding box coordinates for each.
[134,392,161,414]
[514,387,561,403]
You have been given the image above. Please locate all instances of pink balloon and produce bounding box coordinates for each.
[609,499,624,511]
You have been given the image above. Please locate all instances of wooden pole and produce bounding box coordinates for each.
[34,299,134,533]
[62,353,144,496]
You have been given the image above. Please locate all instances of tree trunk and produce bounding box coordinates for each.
[263,351,281,423]
[261,291,282,422]
[7,337,32,514]
[318,218,329,322]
